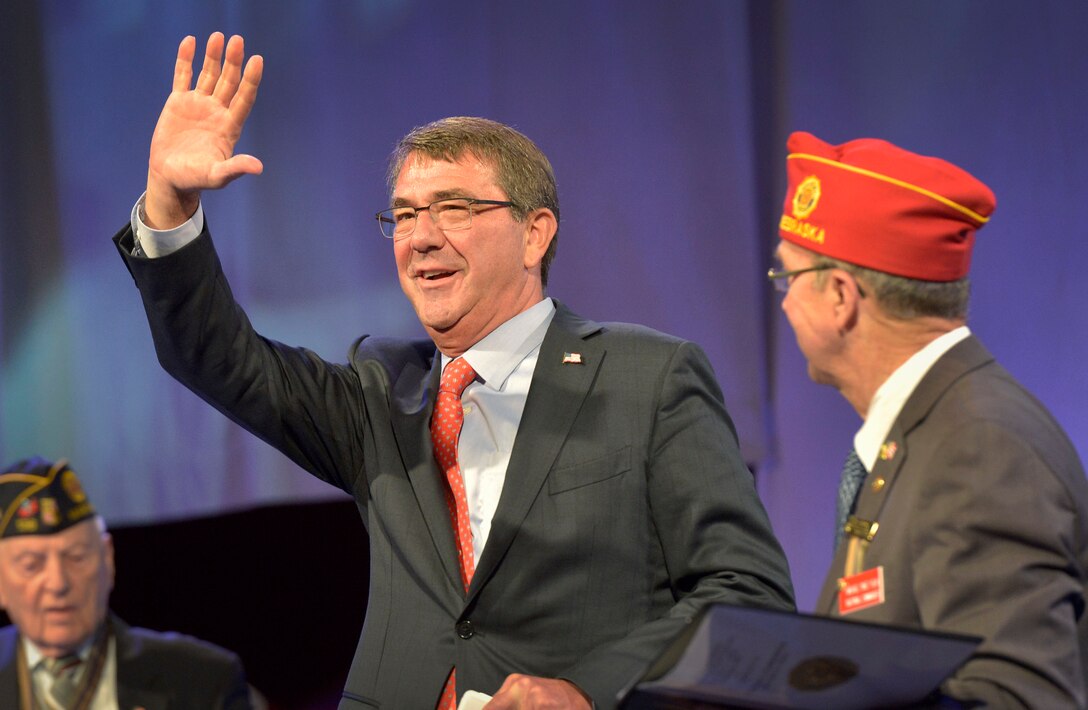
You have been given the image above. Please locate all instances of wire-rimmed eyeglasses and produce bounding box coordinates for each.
[375,197,516,240]
[766,264,834,293]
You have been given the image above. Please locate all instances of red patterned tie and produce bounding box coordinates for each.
[431,357,478,710]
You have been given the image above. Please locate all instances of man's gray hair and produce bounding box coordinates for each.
[813,255,970,320]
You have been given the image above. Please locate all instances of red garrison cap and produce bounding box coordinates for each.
[779,132,996,281]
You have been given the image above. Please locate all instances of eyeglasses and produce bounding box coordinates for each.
[766,264,833,293]
[375,198,516,240]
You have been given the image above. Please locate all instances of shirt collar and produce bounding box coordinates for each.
[442,298,556,391]
[23,633,94,670]
[854,326,970,470]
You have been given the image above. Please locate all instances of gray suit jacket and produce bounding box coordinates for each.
[0,616,251,709]
[114,225,795,709]
[817,336,1088,708]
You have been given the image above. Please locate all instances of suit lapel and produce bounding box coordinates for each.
[470,303,603,596]
[390,352,464,591]
[113,618,168,710]
[897,335,994,426]
[817,335,997,614]
[856,336,994,520]
[117,686,167,710]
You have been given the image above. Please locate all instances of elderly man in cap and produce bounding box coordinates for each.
[771,132,1088,707]
[0,457,253,709]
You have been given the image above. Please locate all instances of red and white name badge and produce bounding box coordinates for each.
[838,566,885,616]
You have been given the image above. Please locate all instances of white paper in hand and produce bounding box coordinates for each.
[457,690,492,710]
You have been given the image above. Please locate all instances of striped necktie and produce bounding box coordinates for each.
[835,448,868,551]
[44,654,83,709]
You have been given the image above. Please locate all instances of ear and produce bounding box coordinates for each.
[522,207,558,271]
[0,549,10,609]
[102,533,116,592]
[828,269,863,333]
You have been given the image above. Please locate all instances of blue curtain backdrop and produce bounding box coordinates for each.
[2,0,1085,609]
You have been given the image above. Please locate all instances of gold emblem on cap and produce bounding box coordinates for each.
[62,470,87,504]
[41,498,59,526]
[792,175,822,218]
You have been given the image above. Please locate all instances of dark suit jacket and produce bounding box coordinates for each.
[114,224,795,709]
[0,615,251,709]
[817,336,1088,708]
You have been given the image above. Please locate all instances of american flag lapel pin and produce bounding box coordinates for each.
[880,441,898,461]
[562,352,583,365]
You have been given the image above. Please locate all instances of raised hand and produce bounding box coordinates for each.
[145,32,264,229]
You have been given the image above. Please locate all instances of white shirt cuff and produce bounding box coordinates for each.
[129,193,204,258]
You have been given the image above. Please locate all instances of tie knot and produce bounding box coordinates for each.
[841,449,866,484]
[439,358,477,398]
[44,654,82,677]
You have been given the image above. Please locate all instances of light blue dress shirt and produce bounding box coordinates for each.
[444,298,555,562]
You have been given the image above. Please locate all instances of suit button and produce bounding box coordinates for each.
[456,621,474,639]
